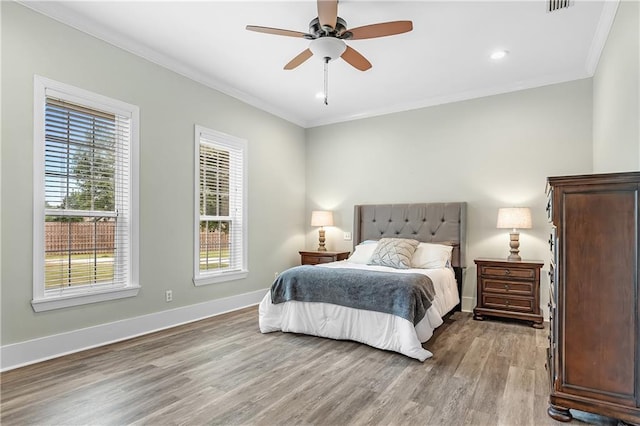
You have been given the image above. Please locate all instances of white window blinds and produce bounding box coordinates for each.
[33,76,139,312]
[43,96,131,291]
[194,126,247,285]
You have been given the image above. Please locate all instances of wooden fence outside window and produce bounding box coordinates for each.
[45,222,229,255]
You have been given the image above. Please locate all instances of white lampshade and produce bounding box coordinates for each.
[309,37,346,61]
[496,207,532,230]
[311,210,334,227]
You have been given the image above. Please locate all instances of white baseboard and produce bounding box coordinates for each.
[1,288,268,372]
[461,296,475,313]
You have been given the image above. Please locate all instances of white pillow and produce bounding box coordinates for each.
[411,242,454,269]
[348,242,378,264]
[368,238,420,269]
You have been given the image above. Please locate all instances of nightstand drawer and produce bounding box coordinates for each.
[299,251,350,265]
[482,294,534,313]
[481,278,533,296]
[302,254,335,264]
[481,265,535,280]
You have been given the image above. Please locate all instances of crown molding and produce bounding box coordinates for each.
[305,71,592,128]
[585,0,620,76]
[18,1,306,127]
[18,1,615,130]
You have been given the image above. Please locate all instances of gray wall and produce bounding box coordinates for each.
[305,80,594,313]
[593,0,640,172]
[304,0,640,313]
[1,2,306,345]
[2,0,638,349]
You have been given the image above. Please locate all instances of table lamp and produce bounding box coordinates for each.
[311,210,333,251]
[496,207,532,261]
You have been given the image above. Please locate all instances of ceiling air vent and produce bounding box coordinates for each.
[547,0,573,12]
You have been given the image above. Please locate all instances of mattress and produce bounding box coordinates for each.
[258,261,460,361]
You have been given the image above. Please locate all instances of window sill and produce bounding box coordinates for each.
[31,285,141,312]
[193,270,248,286]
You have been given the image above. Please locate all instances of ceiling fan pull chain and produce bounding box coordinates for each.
[324,57,329,105]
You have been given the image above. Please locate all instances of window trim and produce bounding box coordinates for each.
[32,75,140,312]
[193,125,248,286]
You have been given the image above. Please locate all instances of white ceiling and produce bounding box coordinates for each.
[23,0,618,128]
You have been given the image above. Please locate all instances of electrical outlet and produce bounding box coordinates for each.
[165,290,173,302]
[343,232,352,241]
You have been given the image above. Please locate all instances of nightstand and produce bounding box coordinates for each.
[299,250,350,265]
[473,258,544,328]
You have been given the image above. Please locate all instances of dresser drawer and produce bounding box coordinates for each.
[481,265,535,280]
[481,294,535,313]
[481,278,533,296]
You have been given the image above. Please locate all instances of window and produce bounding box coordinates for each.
[194,125,247,285]
[32,76,139,312]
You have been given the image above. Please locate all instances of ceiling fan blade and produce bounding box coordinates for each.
[341,46,372,71]
[347,21,413,40]
[284,49,314,70]
[317,0,338,29]
[246,25,307,38]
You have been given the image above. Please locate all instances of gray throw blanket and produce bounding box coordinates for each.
[271,265,436,325]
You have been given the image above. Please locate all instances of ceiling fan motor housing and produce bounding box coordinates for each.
[307,17,349,38]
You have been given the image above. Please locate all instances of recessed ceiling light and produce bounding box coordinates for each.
[490,50,509,60]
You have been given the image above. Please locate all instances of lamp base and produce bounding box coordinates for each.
[317,228,327,251]
[507,231,521,261]
[507,253,522,262]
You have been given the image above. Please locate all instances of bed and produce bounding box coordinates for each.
[259,202,467,361]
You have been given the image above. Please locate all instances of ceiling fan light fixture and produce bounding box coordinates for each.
[309,37,346,61]
[490,50,509,60]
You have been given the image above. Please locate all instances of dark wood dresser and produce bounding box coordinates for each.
[546,172,640,424]
[473,258,544,328]
[299,250,350,265]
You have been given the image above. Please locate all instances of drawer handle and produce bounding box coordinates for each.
[504,284,510,290]
[504,270,511,275]
[505,300,510,306]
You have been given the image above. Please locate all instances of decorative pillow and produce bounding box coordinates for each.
[348,242,379,264]
[368,238,420,269]
[411,242,454,269]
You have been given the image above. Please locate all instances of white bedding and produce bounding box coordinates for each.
[258,261,460,361]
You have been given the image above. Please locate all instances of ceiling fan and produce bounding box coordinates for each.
[246,0,413,104]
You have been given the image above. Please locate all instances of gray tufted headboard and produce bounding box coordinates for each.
[353,202,467,268]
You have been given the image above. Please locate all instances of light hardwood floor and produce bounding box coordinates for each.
[0,307,620,425]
